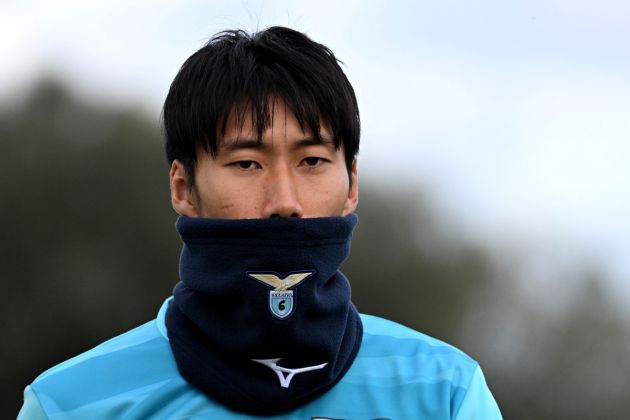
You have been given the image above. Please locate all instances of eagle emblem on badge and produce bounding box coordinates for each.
[247,271,314,319]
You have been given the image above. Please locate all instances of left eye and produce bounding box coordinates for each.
[301,157,326,167]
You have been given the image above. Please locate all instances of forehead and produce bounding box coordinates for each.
[218,98,332,143]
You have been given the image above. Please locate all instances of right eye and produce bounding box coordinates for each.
[229,160,261,170]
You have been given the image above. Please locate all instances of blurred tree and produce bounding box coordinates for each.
[1,79,180,416]
[344,186,495,344]
[484,274,630,420]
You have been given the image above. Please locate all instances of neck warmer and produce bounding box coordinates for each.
[165,214,362,416]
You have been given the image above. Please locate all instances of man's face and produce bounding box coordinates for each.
[169,100,358,219]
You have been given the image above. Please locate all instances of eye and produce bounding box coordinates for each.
[229,160,261,170]
[300,157,328,167]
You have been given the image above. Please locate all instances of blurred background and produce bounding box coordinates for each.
[2,1,629,418]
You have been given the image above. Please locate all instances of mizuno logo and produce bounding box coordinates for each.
[248,272,313,291]
[251,358,328,388]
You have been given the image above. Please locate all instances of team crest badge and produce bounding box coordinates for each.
[247,271,314,319]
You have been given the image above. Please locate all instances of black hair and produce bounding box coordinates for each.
[162,26,360,187]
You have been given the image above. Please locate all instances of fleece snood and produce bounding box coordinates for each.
[165,214,362,415]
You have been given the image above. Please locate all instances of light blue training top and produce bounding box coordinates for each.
[18,298,502,419]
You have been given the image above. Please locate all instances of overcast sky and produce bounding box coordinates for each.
[2,0,629,295]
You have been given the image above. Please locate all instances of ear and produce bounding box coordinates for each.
[342,159,359,215]
[169,160,199,217]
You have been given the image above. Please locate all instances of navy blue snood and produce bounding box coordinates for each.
[165,214,362,415]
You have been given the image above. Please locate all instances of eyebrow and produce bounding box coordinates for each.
[222,138,269,151]
[292,136,335,150]
[221,136,335,152]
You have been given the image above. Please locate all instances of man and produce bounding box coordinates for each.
[19,27,502,419]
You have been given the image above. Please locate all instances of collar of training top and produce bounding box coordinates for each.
[165,214,362,415]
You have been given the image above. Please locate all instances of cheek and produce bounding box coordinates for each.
[302,172,350,214]
[194,176,240,217]
[203,187,257,218]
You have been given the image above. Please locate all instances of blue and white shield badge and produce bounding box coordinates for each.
[270,290,294,319]
[248,271,314,320]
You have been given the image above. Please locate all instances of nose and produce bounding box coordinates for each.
[262,168,303,218]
